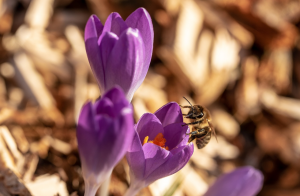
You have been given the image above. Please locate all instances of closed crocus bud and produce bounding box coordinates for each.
[84,8,154,101]
[204,166,264,196]
[77,87,134,196]
[125,102,194,196]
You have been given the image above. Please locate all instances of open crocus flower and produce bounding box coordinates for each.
[77,87,134,196]
[85,8,154,101]
[125,102,194,196]
[204,166,264,196]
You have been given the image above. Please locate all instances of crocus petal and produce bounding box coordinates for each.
[136,113,164,144]
[144,143,194,185]
[84,15,105,92]
[175,127,190,149]
[204,166,264,196]
[94,97,115,118]
[154,102,183,127]
[102,12,128,37]
[77,87,134,194]
[163,122,188,150]
[105,28,145,101]
[127,130,145,181]
[98,32,118,73]
[101,86,130,115]
[77,114,113,178]
[104,107,134,167]
[77,102,96,133]
[143,143,170,177]
[125,7,154,85]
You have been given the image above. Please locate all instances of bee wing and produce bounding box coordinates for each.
[208,121,218,143]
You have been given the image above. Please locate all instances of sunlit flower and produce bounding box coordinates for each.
[84,8,154,101]
[125,102,194,196]
[204,166,264,196]
[77,87,134,196]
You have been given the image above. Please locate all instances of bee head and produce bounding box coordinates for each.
[186,105,204,119]
[182,97,204,119]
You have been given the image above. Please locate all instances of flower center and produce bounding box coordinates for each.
[143,133,169,150]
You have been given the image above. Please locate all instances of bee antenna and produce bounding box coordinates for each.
[183,96,194,113]
[183,97,193,107]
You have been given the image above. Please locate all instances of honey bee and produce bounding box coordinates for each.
[180,97,217,149]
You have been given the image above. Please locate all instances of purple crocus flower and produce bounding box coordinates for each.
[84,8,154,101]
[204,166,264,196]
[125,102,194,196]
[77,87,134,196]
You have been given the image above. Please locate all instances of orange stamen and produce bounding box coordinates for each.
[143,133,169,150]
[143,136,149,145]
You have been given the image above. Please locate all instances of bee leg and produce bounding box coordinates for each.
[188,135,196,143]
[186,131,198,136]
[180,105,192,109]
[181,121,200,127]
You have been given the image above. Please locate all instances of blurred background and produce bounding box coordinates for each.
[0,0,300,195]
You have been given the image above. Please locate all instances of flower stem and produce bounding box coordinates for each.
[124,182,143,196]
[97,169,112,196]
[97,175,111,196]
[84,182,99,196]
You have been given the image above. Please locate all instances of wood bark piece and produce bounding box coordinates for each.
[25,174,68,196]
[25,0,54,29]
[256,124,299,167]
[15,26,71,81]
[0,108,14,124]
[134,83,168,113]
[22,155,39,183]
[11,126,29,154]
[0,126,25,174]
[12,51,64,126]
[260,88,300,121]
[191,149,217,171]
[180,164,208,196]
[0,130,17,176]
[201,135,239,159]
[197,1,253,48]
[149,174,182,196]
[65,25,90,121]
[0,168,31,196]
[215,0,298,49]
[235,56,260,121]
[210,106,240,139]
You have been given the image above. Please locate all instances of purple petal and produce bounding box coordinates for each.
[143,143,170,177]
[136,113,164,144]
[104,107,134,167]
[175,127,190,149]
[102,12,128,37]
[204,166,264,196]
[125,8,154,87]
[77,102,96,133]
[94,97,115,118]
[77,114,113,175]
[84,15,105,92]
[101,86,130,114]
[163,122,189,150]
[126,130,145,181]
[144,143,194,185]
[154,102,183,127]
[105,28,145,101]
[98,32,118,74]
[85,15,103,40]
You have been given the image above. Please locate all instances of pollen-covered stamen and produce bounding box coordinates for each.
[143,136,149,145]
[143,133,169,150]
